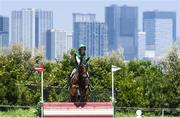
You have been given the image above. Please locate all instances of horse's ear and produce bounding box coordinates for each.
[86,57,90,62]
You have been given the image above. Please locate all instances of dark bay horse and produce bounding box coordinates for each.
[70,59,89,102]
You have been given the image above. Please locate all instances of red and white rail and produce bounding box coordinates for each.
[43,102,113,118]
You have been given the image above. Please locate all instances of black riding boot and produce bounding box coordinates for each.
[66,77,71,89]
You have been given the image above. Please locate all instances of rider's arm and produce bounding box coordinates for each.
[75,55,81,65]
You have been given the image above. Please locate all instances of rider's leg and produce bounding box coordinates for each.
[68,68,77,86]
[70,68,77,77]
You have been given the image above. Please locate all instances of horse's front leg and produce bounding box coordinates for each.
[70,75,79,102]
[82,78,89,102]
[70,84,79,102]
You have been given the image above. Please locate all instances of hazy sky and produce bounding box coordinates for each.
[0,0,179,35]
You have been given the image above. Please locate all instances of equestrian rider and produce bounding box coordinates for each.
[70,44,89,78]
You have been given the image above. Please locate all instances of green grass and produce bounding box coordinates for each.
[0,108,36,118]
[115,112,180,118]
[0,108,180,118]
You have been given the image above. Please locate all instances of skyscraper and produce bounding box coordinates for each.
[73,13,96,22]
[73,13,108,57]
[35,10,53,49]
[105,5,138,60]
[46,29,67,60]
[0,15,9,50]
[73,13,95,51]
[137,32,146,59]
[11,8,53,56]
[143,11,176,58]
[11,8,36,55]
[66,33,73,53]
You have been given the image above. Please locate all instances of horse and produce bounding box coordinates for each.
[70,58,89,102]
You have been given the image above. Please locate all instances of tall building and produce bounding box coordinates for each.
[66,33,73,53]
[137,32,146,59]
[73,13,96,22]
[176,36,180,46]
[0,15,9,50]
[35,10,53,49]
[11,8,36,55]
[73,13,108,57]
[105,5,138,60]
[11,8,53,55]
[143,11,176,58]
[46,29,67,60]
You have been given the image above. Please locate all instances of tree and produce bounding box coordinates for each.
[159,45,180,110]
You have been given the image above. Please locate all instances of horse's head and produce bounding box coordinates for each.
[78,57,90,78]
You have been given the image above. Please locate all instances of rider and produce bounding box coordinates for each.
[70,44,89,78]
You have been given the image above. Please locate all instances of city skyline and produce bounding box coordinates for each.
[0,0,179,61]
[0,0,179,35]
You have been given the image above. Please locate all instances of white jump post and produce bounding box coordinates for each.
[35,65,45,118]
[41,71,44,118]
[111,65,121,118]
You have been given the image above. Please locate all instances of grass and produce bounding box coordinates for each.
[0,108,36,118]
[115,112,180,118]
[0,108,180,118]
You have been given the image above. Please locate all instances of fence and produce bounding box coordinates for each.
[115,107,180,117]
[0,84,180,117]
